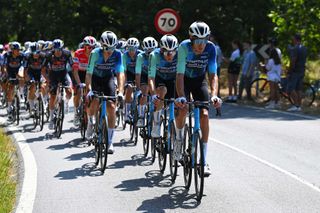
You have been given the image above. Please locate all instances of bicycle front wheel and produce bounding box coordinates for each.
[250,78,270,104]
[194,131,204,201]
[99,116,109,173]
[38,98,44,131]
[183,124,192,190]
[301,83,316,107]
[15,95,20,125]
[56,100,64,138]
[169,121,177,183]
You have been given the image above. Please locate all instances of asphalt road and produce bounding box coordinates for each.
[3,102,320,213]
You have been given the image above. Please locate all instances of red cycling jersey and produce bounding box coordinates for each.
[72,48,89,72]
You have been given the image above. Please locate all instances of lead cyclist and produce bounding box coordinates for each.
[175,21,222,176]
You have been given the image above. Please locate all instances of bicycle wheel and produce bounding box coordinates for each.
[194,131,204,201]
[133,104,139,146]
[300,83,316,107]
[183,124,192,189]
[157,118,166,173]
[38,97,44,131]
[15,95,20,125]
[80,102,87,141]
[56,100,64,138]
[99,116,109,173]
[169,121,177,183]
[142,130,149,157]
[94,113,100,166]
[250,78,270,104]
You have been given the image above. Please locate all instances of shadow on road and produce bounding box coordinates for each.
[108,154,152,169]
[65,149,95,161]
[115,170,172,192]
[54,162,103,180]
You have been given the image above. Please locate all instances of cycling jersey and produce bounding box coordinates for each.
[87,47,124,78]
[135,52,150,75]
[45,49,73,72]
[177,39,217,78]
[123,50,143,74]
[24,52,46,71]
[72,48,89,72]
[149,48,177,81]
[3,51,24,76]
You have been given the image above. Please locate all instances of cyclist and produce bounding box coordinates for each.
[23,42,47,116]
[72,36,97,126]
[0,44,5,93]
[148,34,178,138]
[86,31,125,154]
[116,39,127,53]
[135,36,158,127]
[123,37,142,123]
[45,39,73,130]
[175,21,222,176]
[2,42,24,120]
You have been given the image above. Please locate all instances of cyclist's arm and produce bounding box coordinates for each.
[208,44,218,96]
[148,52,157,95]
[72,53,81,85]
[176,44,187,97]
[115,52,125,94]
[86,50,97,91]
[135,54,142,90]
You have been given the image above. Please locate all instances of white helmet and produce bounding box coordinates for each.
[10,41,21,50]
[100,31,118,47]
[37,40,46,50]
[24,41,32,50]
[142,37,158,51]
[126,37,140,48]
[160,34,178,51]
[0,44,4,50]
[83,36,97,47]
[189,21,211,38]
[53,39,64,49]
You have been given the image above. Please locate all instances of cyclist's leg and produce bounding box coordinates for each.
[124,72,134,121]
[138,74,149,122]
[6,71,17,116]
[104,77,116,153]
[27,70,39,111]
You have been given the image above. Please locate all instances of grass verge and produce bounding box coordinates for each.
[0,129,17,213]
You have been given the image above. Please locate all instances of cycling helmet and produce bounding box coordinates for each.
[160,34,178,51]
[44,41,53,51]
[142,37,158,51]
[30,42,40,53]
[116,40,127,49]
[83,36,97,47]
[126,37,140,48]
[0,44,4,51]
[53,39,64,49]
[78,42,84,49]
[10,42,21,50]
[24,41,32,50]
[100,31,117,47]
[37,40,46,50]
[189,21,211,38]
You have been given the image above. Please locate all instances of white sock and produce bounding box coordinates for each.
[108,128,114,145]
[138,105,144,117]
[29,99,35,109]
[7,102,12,111]
[49,109,54,120]
[125,103,131,117]
[19,87,24,96]
[153,110,161,124]
[203,142,208,164]
[175,126,185,140]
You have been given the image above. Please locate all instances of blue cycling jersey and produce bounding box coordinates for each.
[177,39,217,78]
[123,50,143,74]
[135,52,150,75]
[87,47,124,78]
[149,48,177,81]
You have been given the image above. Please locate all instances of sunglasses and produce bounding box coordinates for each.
[163,50,177,57]
[128,46,137,52]
[103,46,115,52]
[194,38,208,45]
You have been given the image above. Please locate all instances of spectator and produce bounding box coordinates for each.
[238,40,257,100]
[225,40,243,102]
[209,35,224,97]
[265,48,282,109]
[287,33,307,112]
[268,37,282,58]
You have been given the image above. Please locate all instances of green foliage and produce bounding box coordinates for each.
[0,130,17,213]
[269,0,320,58]
[0,0,274,51]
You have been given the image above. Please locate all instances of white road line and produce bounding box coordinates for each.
[210,137,320,193]
[0,118,37,213]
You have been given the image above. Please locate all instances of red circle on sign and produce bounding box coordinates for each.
[154,8,181,35]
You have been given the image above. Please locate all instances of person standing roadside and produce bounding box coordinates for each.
[287,34,307,112]
[209,35,224,97]
[238,40,257,100]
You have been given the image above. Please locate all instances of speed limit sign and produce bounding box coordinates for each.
[154,8,181,35]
